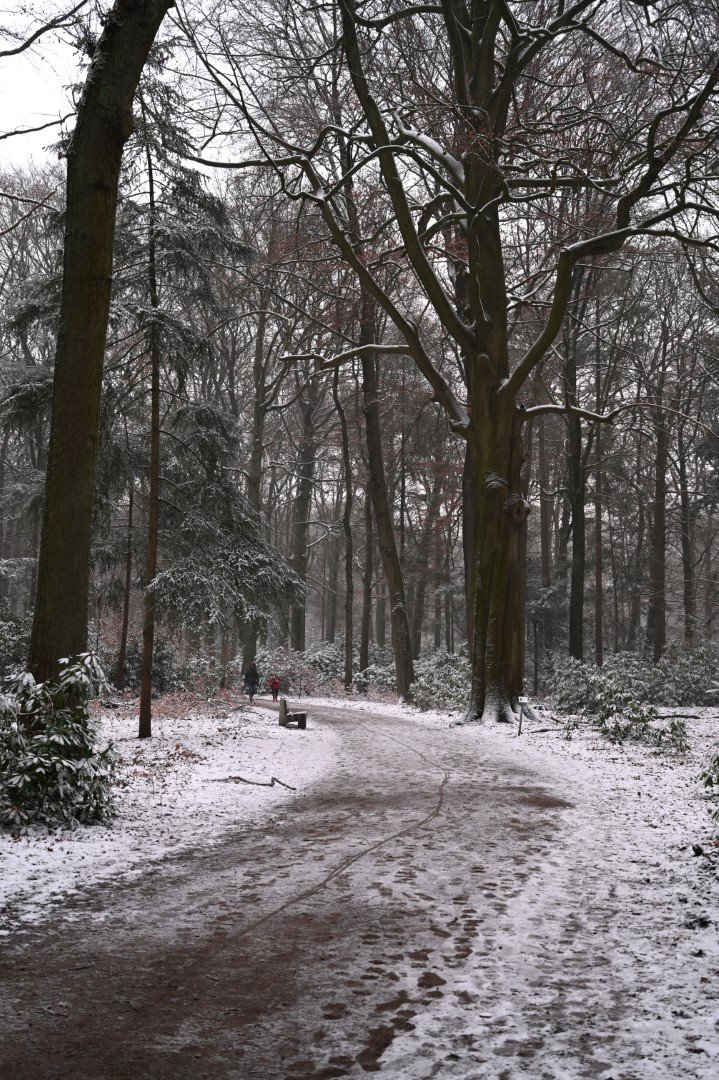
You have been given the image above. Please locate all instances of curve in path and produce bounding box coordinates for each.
[0,702,666,1079]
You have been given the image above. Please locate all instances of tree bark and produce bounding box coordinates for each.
[410,468,443,658]
[28,0,172,682]
[359,485,372,672]
[646,406,669,663]
[138,134,161,740]
[115,482,134,689]
[361,346,414,698]
[677,427,695,642]
[289,391,317,652]
[332,369,354,689]
[466,394,529,723]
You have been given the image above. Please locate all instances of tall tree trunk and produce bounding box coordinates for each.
[361,345,414,698]
[594,424,604,667]
[115,483,134,689]
[646,408,669,663]
[538,415,553,650]
[324,536,340,644]
[290,395,317,652]
[242,298,268,668]
[138,136,161,740]
[466,396,529,723]
[359,485,372,672]
[28,0,172,683]
[677,427,695,642]
[333,370,354,689]
[0,430,9,605]
[410,469,443,658]
[567,416,585,661]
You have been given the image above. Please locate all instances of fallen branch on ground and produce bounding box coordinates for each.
[211,776,297,790]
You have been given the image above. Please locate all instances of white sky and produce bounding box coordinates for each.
[0,8,81,170]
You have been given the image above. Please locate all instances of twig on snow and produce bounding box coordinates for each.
[211,775,297,790]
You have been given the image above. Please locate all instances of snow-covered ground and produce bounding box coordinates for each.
[0,694,339,933]
[2,692,719,1076]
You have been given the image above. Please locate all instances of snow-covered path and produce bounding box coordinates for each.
[1,700,718,1079]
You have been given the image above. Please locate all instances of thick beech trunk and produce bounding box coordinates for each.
[466,397,529,723]
[361,350,414,698]
[28,0,172,682]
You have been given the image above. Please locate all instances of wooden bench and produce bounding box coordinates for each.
[278,697,307,730]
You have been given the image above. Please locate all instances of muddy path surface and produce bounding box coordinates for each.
[0,704,672,1078]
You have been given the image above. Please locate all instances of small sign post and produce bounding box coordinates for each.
[518,695,529,736]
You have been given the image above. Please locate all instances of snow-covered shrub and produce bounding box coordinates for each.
[0,606,30,678]
[698,747,719,825]
[411,652,471,712]
[120,636,180,693]
[549,653,688,750]
[0,654,115,831]
[549,648,719,713]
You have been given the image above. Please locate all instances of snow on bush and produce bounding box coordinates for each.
[410,652,471,712]
[548,653,690,751]
[0,654,115,831]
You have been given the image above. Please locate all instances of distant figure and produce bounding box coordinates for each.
[243,662,259,704]
[268,674,281,702]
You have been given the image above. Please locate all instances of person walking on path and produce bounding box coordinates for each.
[268,675,281,702]
[243,662,260,704]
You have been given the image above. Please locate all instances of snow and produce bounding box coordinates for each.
[0,695,339,934]
[2,691,718,1076]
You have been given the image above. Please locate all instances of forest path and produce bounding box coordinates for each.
[0,702,713,1079]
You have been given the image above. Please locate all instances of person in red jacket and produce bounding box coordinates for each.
[268,674,281,702]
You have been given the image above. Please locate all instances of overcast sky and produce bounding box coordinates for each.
[0,6,81,170]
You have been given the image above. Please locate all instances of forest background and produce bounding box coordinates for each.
[2,0,719,736]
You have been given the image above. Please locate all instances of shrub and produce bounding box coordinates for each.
[548,652,689,751]
[118,636,180,693]
[699,747,719,825]
[411,652,471,712]
[0,654,115,831]
[0,605,30,678]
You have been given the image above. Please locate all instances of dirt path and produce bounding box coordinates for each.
[0,704,713,1078]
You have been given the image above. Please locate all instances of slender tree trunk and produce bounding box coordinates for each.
[115,483,134,689]
[677,428,695,642]
[538,415,553,650]
[444,542,453,653]
[410,469,443,658]
[324,536,340,644]
[594,424,604,667]
[359,485,372,671]
[28,0,172,683]
[361,346,414,698]
[646,408,669,663]
[290,395,317,652]
[333,369,354,689]
[242,298,268,668]
[138,135,161,740]
[0,430,9,605]
[567,409,585,661]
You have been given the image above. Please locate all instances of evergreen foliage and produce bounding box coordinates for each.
[0,654,115,831]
